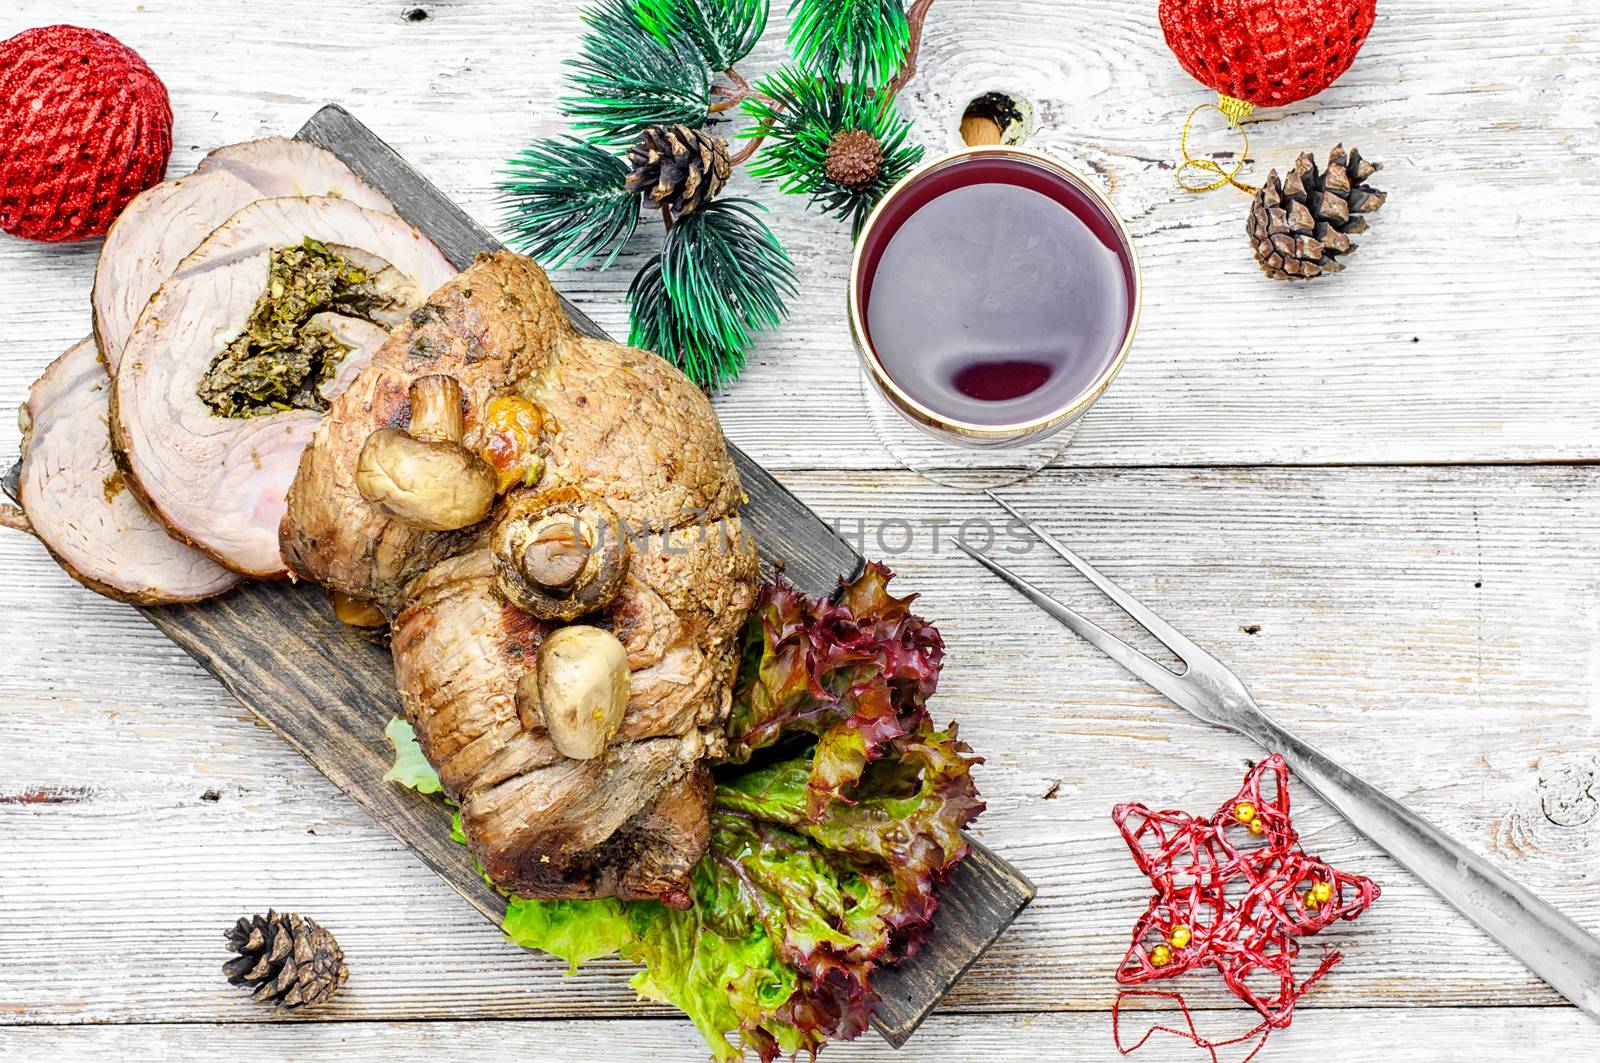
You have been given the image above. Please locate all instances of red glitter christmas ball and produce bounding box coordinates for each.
[0,25,173,243]
[1159,0,1377,111]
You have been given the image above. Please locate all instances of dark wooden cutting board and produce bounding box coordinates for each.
[10,105,1034,1049]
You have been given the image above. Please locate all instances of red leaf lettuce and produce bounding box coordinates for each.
[389,564,983,1061]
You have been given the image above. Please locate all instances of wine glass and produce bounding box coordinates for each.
[850,145,1142,489]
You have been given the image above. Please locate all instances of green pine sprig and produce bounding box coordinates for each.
[498,137,641,270]
[637,0,770,71]
[786,0,910,86]
[629,199,796,387]
[744,67,923,233]
[500,0,933,389]
[564,0,713,144]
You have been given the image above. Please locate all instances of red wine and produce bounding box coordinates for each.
[858,157,1134,427]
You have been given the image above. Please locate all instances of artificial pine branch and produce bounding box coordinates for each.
[501,0,939,388]
[638,0,770,72]
[661,200,795,350]
[743,68,923,233]
[629,199,796,387]
[710,66,774,114]
[735,0,932,169]
[885,0,936,97]
[629,258,711,379]
[787,0,910,86]
[564,0,713,144]
[498,137,640,269]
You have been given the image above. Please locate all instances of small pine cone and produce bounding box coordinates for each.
[824,129,884,190]
[1246,145,1386,281]
[625,124,730,217]
[223,910,348,1008]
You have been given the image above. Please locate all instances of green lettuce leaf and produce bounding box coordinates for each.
[502,896,633,975]
[382,717,443,794]
[502,840,810,1062]
[385,565,982,1062]
[383,718,465,841]
[716,723,983,962]
[631,850,812,1061]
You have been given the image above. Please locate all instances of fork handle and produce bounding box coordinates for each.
[1238,711,1600,1020]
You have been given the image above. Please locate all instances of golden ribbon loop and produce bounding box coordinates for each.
[1176,95,1258,196]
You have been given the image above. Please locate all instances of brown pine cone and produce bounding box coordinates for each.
[624,124,730,217]
[824,130,885,190]
[1246,145,1386,280]
[223,910,348,1008]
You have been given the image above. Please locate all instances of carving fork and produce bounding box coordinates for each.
[956,490,1600,1019]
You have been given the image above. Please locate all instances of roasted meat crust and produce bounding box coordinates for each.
[283,252,757,903]
[529,333,745,533]
[281,253,569,603]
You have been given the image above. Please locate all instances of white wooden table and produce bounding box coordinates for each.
[3,2,1598,1060]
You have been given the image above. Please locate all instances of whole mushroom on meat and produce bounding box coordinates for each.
[491,487,629,620]
[524,624,632,760]
[355,374,498,532]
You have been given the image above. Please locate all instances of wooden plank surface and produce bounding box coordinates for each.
[2,0,1599,1058]
[5,1009,1600,1062]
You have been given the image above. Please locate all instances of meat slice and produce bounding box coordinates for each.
[284,253,759,904]
[112,196,455,578]
[14,338,240,603]
[93,137,395,372]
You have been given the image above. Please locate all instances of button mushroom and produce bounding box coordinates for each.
[355,374,497,531]
[491,486,628,620]
[526,624,630,761]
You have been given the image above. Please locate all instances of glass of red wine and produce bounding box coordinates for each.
[850,146,1142,488]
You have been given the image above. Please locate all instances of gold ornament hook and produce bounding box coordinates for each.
[1176,94,1258,195]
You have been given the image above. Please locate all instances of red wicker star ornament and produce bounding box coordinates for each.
[1112,756,1379,1055]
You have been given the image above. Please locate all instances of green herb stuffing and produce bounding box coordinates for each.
[197,238,396,418]
[382,564,983,1062]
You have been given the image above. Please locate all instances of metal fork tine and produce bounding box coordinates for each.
[951,541,1207,713]
[985,490,1210,666]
